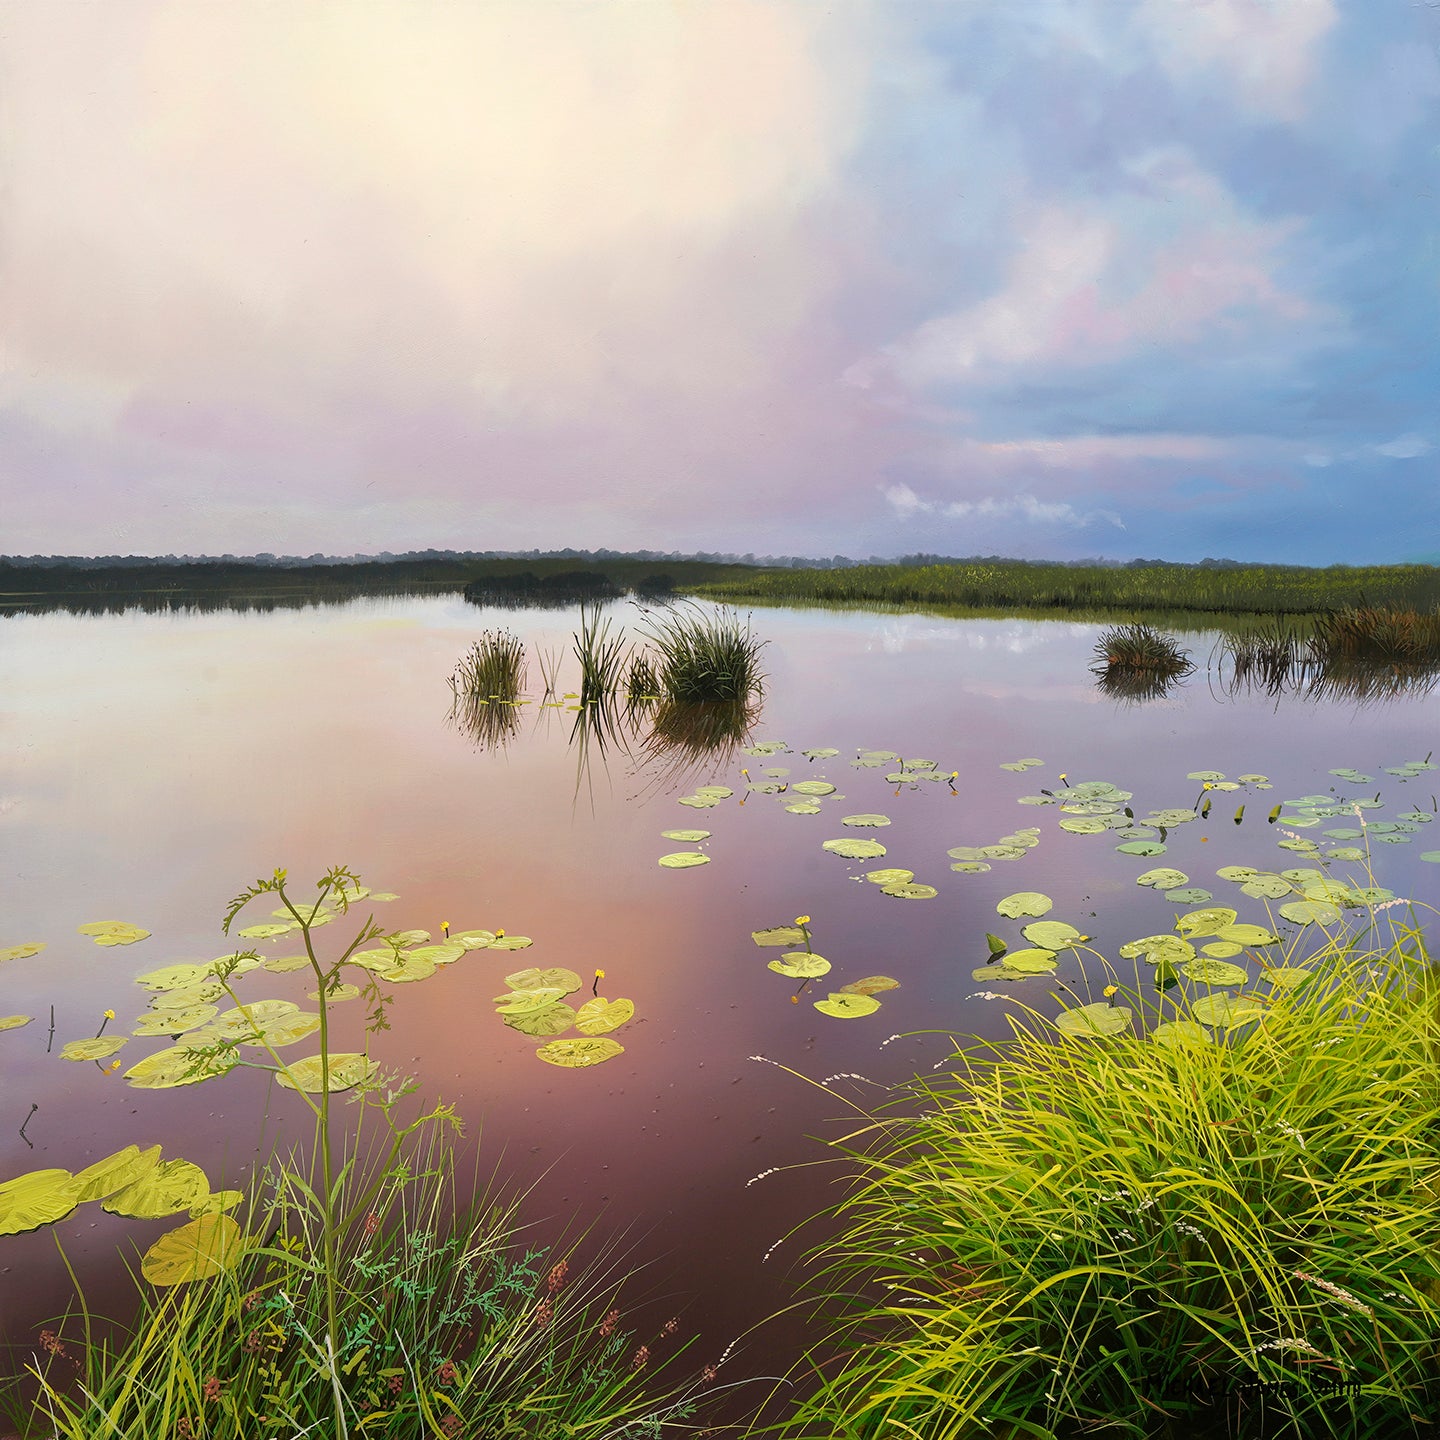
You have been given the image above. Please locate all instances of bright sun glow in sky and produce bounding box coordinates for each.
[3,1,1437,563]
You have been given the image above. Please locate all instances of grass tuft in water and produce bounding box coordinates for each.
[778,911,1440,1439]
[644,604,766,704]
[1091,623,1193,688]
[449,629,526,699]
[1310,605,1440,666]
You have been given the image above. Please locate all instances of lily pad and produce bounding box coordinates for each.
[839,975,901,995]
[307,983,361,1002]
[950,862,992,873]
[211,1000,300,1035]
[1180,960,1248,986]
[1059,818,1109,834]
[784,801,822,814]
[1021,921,1087,950]
[1200,942,1244,959]
[104,1159,212,1219]
[661,829,711,842]
[678,795,722,808]
[456,930,498,949]
[236,922,295,939]
[1055,1003,1131,1038]
[792,781,837,797]
[133,1005,220,1036]
[60,1036,128,1062]
[1116,840,1167,856]
[659,852,710,869]
[881,882,937,899]
[1164,888,1214,905]
[1262,967,1314,990]
[1175,907,1239,938]
[0,1015,34,1031]
[1191,994,1266,1028]
[141,1213,243,1287]
[1004,948,1058,974]
[841,814,891,828]
[505,967,582,995]
[1118,935,1197,965]
[1240,876,1292,900]
[866,868,916,886]
[493,987,568,1015]
[73,1145,162,1204]
[124,1044,236,1089]
[695,785,734,798]
[752,926,805,947]
[996,892,1053,919]
[0,1168,84,1237]
[1215,866,1259,881]
[814,992,881,1019]
[503,1003,577,1037]
[239,1012,322,1048]
[823,838,888,860]
[1136,869,1188,890]
[276,1053,377,1093]
[1187,771,1225,781]
[1151,1020,1212,1049]
[1278,901,1341,926]
[536,1037,624,1068]
[574,997,635,1035]
[135,963,211,992]
[801,748,840,760]
[767,953,832,978]
[260,953,311,975]
[78,921,151,947]
[0,942,45,963]
[487,935,534,951]
[1215,923,1281,946]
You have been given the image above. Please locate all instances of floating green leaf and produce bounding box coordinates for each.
[78,921,151,947]
[505,967,582,995]
[881,882,937,899]
[866,868,915,886]
[190,1190,244,1218]
[238,1012,322,1048]
[1180,960,1248,986]
[104,1159,212,1219]
[486,935,533,951]
[822,838,887,859]
[0,1169,82,1235]
[236,922,295,939]
[1200,942,1244,959]
[276,1053,377,1093]
[767,953,832,978]
[574,997,635,1035]
[1055,1003,1130,1038]
[661,829,711,842]
[260,953,311,975]
[696,785,734,798]
[307,983,361,1003]
[1187,770,1225,781]
[678,795,722,809]
[141,1213,243,1287]
[1004,949,1058,974]
[1059,818,1108,835]
[456,930,497,949]
[493,987,568,1015]
[1191,994,1266,1028]
[135,963,211,992]
[59,1036,128,1062]
[1116,840,1166,856]
[0,1015,34,1031]
[124,1044,236,1089]
[1279,900,1341,926]
[814,992,881,1019]
[801,748,840,760]
[1215,923,1281,946]
[659,851,710,868]
[1240,876,1292,900]
[1174,907,1239,938]
[0,942,44,963]
[996,892,1052,919]
[133,1005,219,1036]
[1021,921,1087,950]
[792,781,836,796]
[536,1037,624,1068]
[211,999,299,1036]
[1152,1020,1212,1049]
[1215,865,1259,881]
[841,814,891,828]
[73,1145,162,1204]
[785,801,822,814]
[1262,967,1314,990]
[950,862,991,873]
[752,926,805,947]
[503,1003,577,1037]
[839,976,900,995]
[1164,888,1214,905]
[1118,935,1197,965]
[1136,869,1188,890]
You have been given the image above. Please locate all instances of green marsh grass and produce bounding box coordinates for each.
[644,603,766,704]
[1310,605,1440,666]
[697,560,1440,621]
[449,629,526,700]
[776,906,1440,1439]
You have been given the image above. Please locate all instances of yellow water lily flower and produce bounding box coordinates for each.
[795,915,811,927]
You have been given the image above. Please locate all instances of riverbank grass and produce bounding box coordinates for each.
[783,915,1440,1439]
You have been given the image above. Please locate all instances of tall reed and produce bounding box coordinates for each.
[643,603,766,703]
[449,629,526,699]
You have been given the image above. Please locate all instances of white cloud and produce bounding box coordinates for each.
[881,483,1123,529]
[1374,435,1431,459]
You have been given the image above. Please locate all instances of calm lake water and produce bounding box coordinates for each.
[1,594,1436,1403]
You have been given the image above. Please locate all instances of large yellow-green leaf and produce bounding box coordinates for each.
[751,926,805,947]
[307,983,360,1003]
[814,993,881,1019]
[237,922,295,939]
[0,1169,82,1236]
[1055,1003,1131,1038]
[659,851,710,869]
[73,1145,162,1204]
[504,967,582,995]
[238,1012,321,1048]
[535,1037,624,1068]
[0,1015,33,1031]
[210,1000,300,1038]
[840,814,891,828]
[151,982,226,1009]
[881,882,937,899]
[822,838,887,859]
[1180,960,1248,986]
[276,1053,377,1093]
[141,1213,243,1286]
[1191,993,1267,1028]
[59,1036,128,1062]
[767,953,832,979]
[135,963,210,992]
[487,935,533,951]
[1278,900,1341,926]
[574,997,635,1035]
[493,987,568,1015]
[369,954,438,983]
[838,976,901,995]
[1262,967,1314,990]
[1214,923,1281,947]
[103,1159,212,1219]
[404,942,467,966]
[1174,907,1239,938]
[259,953,311,975]
[133,1008,217,1037]
[78,921,150,947]
[455,930,497,950]
[1151,1020,1212,1049]
[1118,935,1196,965]
[0,942,44,963]
[791,781,836,796]
[1021,921,1087,950]
[661,828,711,842]
[503,1003,577,1036]
[1003,948,1058,974]
[865,868,915,886]
[189,1190,244,1218]
[996,892,1052,919]
[124,1044,236,1089]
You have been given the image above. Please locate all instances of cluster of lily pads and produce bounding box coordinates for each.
[490,965,635,1068]
[0,1144,241,1285]
[749,918,899,1020]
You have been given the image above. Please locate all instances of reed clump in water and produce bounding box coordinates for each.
[645,604,767,704]
[1091,623,1193,680]
[449,629,526,699]
[1310,604,1440,665]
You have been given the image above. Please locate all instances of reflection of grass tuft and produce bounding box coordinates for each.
[645,604,766,703]
[780,908,1440,1438]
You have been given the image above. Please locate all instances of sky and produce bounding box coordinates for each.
[2,0,1438,565]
